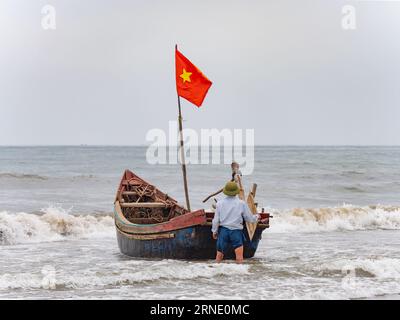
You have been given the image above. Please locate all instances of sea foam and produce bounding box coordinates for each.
[0,261,249,290]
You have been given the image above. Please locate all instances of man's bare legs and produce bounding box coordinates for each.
[234,246,244,263]
[216,247,243,263]
[216,251,224,262]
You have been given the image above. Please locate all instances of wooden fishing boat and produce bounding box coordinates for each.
[114,170,270,259]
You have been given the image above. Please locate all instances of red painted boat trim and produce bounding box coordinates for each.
[114,201,207,235]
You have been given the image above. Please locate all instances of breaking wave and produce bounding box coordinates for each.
[0,173,48,180]
[71,174,97,180]
[0,206,114,245]
[316,257,400,279]
[0,173,101,182]
[267,204,400,233]
[1,204,400,245]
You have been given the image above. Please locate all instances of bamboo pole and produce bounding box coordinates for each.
[250,183,257,198]
[120,202,168,208]
[122,191,139,196]
[236,174,246,201]
[202,188,223,203]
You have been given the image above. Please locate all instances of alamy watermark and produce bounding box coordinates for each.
[146,121,255,175]
[38,4,360,32]
[342,5,357,30]
[41,5,56,30]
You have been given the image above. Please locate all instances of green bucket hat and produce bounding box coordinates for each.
[223,181,240,196]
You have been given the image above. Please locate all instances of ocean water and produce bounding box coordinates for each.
[1,146,400,299]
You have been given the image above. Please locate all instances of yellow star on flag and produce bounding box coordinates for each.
[180,69,192,83]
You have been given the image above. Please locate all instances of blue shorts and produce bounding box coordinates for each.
[216,226,245,253]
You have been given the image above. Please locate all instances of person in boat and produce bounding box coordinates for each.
[211,181,260,263]
[202,161,243,203]
[231,161,242,183]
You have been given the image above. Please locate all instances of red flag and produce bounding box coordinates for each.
[175,46,212,107]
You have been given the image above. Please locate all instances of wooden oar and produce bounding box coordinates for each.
[236,176,258,241]
[246,184,258,241]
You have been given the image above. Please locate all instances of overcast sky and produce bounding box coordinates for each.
[0,0,399,145]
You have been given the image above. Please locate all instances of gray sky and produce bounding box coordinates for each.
[0,0,399,145]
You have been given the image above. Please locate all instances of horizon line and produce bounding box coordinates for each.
[0,144,399,147]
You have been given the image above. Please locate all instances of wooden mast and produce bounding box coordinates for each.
[177,94,191,212]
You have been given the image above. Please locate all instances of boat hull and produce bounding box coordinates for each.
[116,224,265,260]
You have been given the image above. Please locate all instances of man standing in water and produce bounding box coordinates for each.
[211,181,260,263]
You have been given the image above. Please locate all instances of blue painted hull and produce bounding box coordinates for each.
[116,224,265,260]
